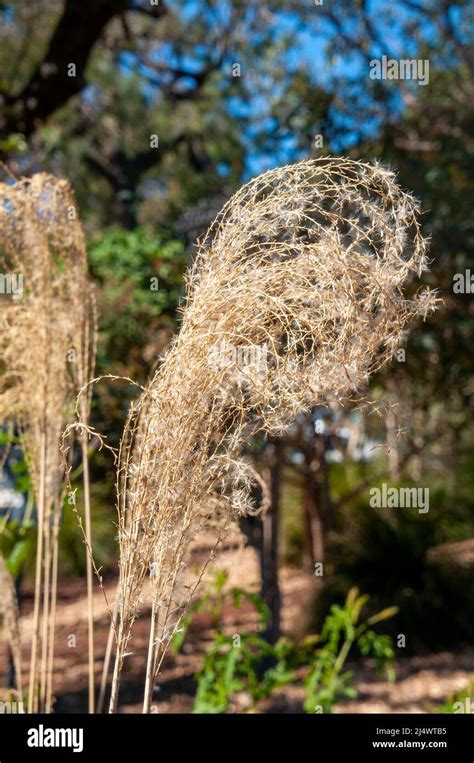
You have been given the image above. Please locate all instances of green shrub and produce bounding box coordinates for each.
[176,573,397,713]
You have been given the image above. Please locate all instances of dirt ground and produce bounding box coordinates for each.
[1,547,472,714]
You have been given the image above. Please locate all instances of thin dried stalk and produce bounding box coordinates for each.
[109,157,437,712]
[0,173,96,712]
[28,433,46,713]
[97,601,117,714]
[45,501,61,713]
[75,292,97,714]
[0,554,22,699]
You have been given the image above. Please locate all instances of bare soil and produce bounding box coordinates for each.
[1,548,472,713]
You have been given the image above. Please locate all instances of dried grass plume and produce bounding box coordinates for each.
[0,172,96,712]
[110,157,437,712]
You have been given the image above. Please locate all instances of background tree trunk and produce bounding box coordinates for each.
[302,433,328,574]
[302,479,324,572]
[260,438,281,644]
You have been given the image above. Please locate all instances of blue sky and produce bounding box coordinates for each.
[119,0,465,181]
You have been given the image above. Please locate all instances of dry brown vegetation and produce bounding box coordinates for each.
[0,158,436,713]
[0,173,96,711]
[108,158,436,712]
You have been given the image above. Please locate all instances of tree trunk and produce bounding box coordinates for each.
[302,434,327,574]
[260,438,281,644]
[302,477,324,572]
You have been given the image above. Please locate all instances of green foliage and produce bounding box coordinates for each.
[303,588,396,713]
[193,632,293,714]
[0,518,36,577]
[436,679,474,714]
[184,572,294,713]
[0,430,35,577]
[178,574,396,714]
[88,226,186,376]
[85,226,188,501]
[0,132,27,155]
[323,460,474,651]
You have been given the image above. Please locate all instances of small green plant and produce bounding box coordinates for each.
[172,569,271,655]
[172,570,294,713]
[0,518,36,578]
[436,679,474,714]
[303,587,397,713]
[193,633,295,713]
[178,573,397,713]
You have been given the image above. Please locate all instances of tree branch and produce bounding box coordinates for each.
[0,0,167,139]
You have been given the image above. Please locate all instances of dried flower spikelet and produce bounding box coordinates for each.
[0,171,97,711]
[184,157,436,428]
[0,173,95,500]
[110,158,436,710]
